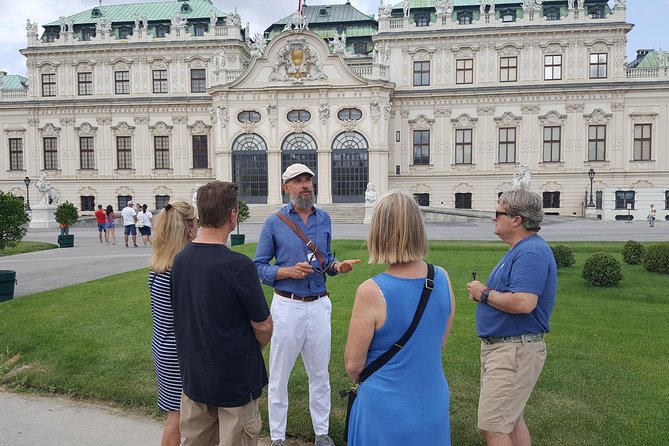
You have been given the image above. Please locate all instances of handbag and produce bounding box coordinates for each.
[135,216,145,228]
[340,263,435,444]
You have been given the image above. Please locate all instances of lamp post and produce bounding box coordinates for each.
[23,176,31,211]
[587,168,595,208]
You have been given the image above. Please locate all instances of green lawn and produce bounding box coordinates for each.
[0,241,57,256]
[0,241,667,445]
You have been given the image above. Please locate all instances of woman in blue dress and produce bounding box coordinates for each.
[148,200,198,446]
[344,190,455,446]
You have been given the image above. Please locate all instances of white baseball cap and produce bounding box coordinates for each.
[127,200,134,205]
[282,163,315,183]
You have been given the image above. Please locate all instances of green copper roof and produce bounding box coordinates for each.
[635,51,669,69]
[44,0,225,26]
[1,75,27,90]
[391,0,521,8]
[270,3,375,27]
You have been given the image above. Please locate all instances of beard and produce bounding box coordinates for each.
[290,190,315,209]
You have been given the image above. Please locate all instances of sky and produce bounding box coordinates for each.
[0,0,666,77]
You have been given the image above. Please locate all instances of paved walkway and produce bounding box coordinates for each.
[0,217,666,445]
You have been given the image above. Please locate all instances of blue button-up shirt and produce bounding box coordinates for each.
[254,203,337,296]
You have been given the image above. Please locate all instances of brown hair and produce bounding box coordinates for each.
[367,190,427,264]
[149,200,198,273]
[196,181,238,228]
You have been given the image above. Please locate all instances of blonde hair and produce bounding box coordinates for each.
[149,200,198,273]
[367,190,427,264]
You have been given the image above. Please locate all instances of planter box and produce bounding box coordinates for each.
[58,234,75,248]
[230,234,245,246]
[0,270,17,302]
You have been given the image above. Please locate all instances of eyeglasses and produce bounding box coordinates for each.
[495,211,512,219]
[306,250,336,274]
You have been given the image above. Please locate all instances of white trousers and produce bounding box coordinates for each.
[268,293,332,441]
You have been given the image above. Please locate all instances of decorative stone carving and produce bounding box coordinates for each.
[614,0,626,8]
[494,112,521,127]
[566,103,585,113]
[370,97,380,124]
[74,122,98,136]
[402,0,410,18]
[250,33,267,58]
[319,103,330,124]
[112,122,135,136]
[522,0,543,12]
[329,31,347,55]
[188,120,210,135]
[583,108,612,124]
[96,18,112,33]
[283,12,309,31]
[450,113,477,129]
[521,105,540,114]
[35,171,60,206]
[269,38,327,85]
[629,113,657,124]
[512,165,532,189]
[378,0,392,18]
[365,183,377,204]
[39,123,61,137]
[539,110,567,125]
[267,93,277,127]
[150,121,173,136]
[410,114,435,129]
[480,0,495,14]
[26,19,38,35]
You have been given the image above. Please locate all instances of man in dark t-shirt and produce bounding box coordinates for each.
[172,181,273,446]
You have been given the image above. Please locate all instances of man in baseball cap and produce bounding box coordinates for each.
[255,163,360,446]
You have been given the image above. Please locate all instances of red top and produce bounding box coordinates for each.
[95,209,107,224]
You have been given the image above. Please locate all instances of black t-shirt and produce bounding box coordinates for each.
[171,242,270,407]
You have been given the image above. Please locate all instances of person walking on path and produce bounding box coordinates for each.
[648,204,657,227]
[344,190,455,446]
[138,204,154,247]
[105,205,117,245]
[466,188,558,446]
[254,163,360,446]
[172,181,273,446]
[121,200,138,248]
[95,204,109,244]
[149,200,198,446]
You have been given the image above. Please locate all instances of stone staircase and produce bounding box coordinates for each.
[247,203,365,224]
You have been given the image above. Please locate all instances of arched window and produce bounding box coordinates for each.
[281,133,318,202]
[287,110,311,122]
[331,131,368,203]
[458,11,473,25]
[415,13,430,27]
[238,111,261,123]
[194,23,207,36]
[232,134,268,203]
[337,108,363,121]
[354,42,368,55]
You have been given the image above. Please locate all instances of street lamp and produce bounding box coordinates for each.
[23,176,31,211]
[587,168,595,208]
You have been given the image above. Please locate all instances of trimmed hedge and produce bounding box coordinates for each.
[643,243,669,274]
[582,252,623,287]
[551,244,575,268]
[622,240,645,265]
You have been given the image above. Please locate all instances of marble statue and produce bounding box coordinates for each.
[512,165,532,189]
[26,19,38,34]
[210,9,218,27]
[403,0,410,18]
[35,171,59,206]
[365,183,377,204]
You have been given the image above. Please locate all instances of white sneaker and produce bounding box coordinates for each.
[315,434,335,446]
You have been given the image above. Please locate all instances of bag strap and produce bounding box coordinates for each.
[274,211,326,269]
[358,263,435,384]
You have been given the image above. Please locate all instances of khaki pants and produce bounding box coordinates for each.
[180,393,261,446]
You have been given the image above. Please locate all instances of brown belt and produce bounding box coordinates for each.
[274,289,328,302]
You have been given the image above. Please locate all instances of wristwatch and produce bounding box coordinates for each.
[480,288,492,304]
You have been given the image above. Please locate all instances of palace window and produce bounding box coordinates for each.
[192,135,208,169]
[78,72,93,95]
[287,110,311,122]
[543,191,560,208]
[41,73,56,97]
[155,195,171,209]
[115,71,130,94]
[152,70,168,93]
[238,111,261,123]
[82,28,96,41]
[588,125,606,161]
[544,6,560,21]
[589,53,607,79]
[190,69,206,93]
[116,136,132,169]
[118,26,132,39]
[413,61,430,86]
[9,138,23,171]
[500,56,517,82]
[80,196,95,212]
[633,124,652,161]
[155,25,168,38]
[498,128,516,163]
[79,137,95,169]
[43,137,58,170]
[415,13,430,27]
[413,130,430,165]
[353,42,367,55]
[615,190,635,210]
[194,23,207,36]
[154,136,170,169]
[455,129,473,164]
[458,11,473,25]
[118,195,132,210]
[456,59,473,84]
[337,108,363,121]
[544,54,562,80]
[543,126,561,162]
[455,193,472,209]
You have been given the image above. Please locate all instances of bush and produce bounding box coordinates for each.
[0,191,30,252]
[622,240,645,265]
[235,200,250,235]
[54,201,79,227]
[551,244,575,268]
[582,252,623,287]
[642,243,669,274]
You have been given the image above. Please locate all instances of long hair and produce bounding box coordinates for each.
[149,200,198,273]
[367,190,427,264]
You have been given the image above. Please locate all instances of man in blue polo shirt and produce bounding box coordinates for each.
[255,163,360,446]
[466,188,557,446]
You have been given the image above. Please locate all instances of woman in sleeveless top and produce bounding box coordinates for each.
[148,200,198,446]
[345,190,455,446]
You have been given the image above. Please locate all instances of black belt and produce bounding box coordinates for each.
[481,333,544,345]
[274,289,328,302]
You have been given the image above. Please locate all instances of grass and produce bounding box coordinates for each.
[0,241,668,445]
[0,241,57,256]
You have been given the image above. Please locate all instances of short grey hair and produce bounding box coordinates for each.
[498,189,543,232]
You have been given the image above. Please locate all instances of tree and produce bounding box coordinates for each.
[236,200,250,234]
[0,191,30,252]
[54,201,80,227]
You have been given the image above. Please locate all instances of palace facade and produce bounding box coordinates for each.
[1,0,668,221]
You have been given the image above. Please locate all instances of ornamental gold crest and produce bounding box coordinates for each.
[269,38,327,84]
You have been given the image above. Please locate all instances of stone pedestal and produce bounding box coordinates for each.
[364,204,375,224]
[29,204,58,229]
[585,206,600,220]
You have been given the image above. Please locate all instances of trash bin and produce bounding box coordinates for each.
[0,270,17,302]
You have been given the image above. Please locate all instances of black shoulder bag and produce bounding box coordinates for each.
[340,263,435,443]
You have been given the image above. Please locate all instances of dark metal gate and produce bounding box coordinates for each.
[331,131,368,203]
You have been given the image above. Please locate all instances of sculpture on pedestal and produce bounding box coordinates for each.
[35,171,59,206]
[512,165,532,190]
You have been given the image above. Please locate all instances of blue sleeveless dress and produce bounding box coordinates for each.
[347,268,452,446]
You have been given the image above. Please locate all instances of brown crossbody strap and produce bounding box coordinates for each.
[274,212,327,269]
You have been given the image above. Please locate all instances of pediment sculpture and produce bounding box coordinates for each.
[269,39,327,85]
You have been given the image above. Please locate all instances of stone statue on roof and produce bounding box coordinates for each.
[567,0,575,9]
[403,0,411,18]
[480,0,495,14]
[522,0,543,12]
[59,16,66,33]
[378,0,392,18]
[171,13,188,30]
[96,18,112,32]
[614,0,626,8]
[577,0,584,9]
[210,9,218,27]
[329,31,347,54]
[250,33,267,58]
[26,19,38,35]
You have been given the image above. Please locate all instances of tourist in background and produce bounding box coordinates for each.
[121,200,138,248]
[95,204,109,244]
[344,190,455,445]
[138,203,153,247]
[105,205,117,245]
[148,200,198,446]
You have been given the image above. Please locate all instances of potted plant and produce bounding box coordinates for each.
[0,191,30,302]
[54,201,79,248]
[230,200,250,246]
